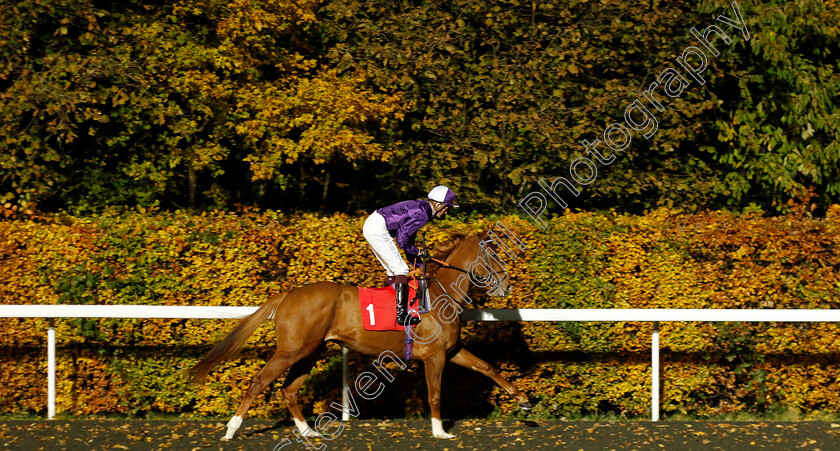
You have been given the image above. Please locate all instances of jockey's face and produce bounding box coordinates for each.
[432,202,449,219]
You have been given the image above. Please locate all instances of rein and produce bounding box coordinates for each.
[428,257,468,274]
[426,238,508,281]
[423,234,510,307]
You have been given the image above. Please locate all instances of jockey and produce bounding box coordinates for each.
[363,185,458,326]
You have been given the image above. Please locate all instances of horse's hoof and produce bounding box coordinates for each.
[434,432,456,439]
[221,436,232,442]
[519,401,533,411]
[303,430,322,438]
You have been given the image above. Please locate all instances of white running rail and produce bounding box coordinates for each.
[4,305,840,421]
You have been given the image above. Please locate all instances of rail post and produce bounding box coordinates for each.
[48,318,56,420]
[651,321,660,421]
[341,347,350,421]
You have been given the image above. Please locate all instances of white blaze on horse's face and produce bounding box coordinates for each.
[469,240,512,297]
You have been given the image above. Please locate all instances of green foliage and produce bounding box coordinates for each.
[700,0,840,208]
[318,0,840,212]
[111,353,199,415]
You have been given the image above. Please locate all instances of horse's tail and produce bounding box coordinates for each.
[189,291,288,384]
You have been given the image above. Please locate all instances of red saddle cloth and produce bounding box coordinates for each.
[358,282,423,331]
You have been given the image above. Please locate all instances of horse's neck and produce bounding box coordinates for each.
[430,235,478,307]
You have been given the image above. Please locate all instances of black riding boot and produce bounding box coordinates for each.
[395,282,420,326]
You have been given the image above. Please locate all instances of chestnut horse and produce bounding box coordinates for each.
[189,232,531,440]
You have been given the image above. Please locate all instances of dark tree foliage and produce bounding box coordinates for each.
[318,0,839,214]
[1,0,837,214]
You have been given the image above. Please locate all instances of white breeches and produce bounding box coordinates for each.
[363,212,410,277]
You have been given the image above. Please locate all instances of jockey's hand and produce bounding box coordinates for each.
[418,248,431,260]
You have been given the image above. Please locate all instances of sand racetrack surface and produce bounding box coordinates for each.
[2,418,839,450]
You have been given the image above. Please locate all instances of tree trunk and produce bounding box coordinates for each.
[299,161,306,208]
[188,164,197,209]
[320,168,330,211]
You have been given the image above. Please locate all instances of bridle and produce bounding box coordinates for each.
[423,234,510,300]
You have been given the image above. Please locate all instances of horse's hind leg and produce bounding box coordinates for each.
[281,343,326,438]
[449,348,532,410]
[223,353,295,440]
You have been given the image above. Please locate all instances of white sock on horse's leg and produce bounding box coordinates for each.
[223,415,243,440]
[431,417,454,439]
[294,417,321,437]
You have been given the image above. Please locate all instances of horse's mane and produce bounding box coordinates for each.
[427,233,470,271]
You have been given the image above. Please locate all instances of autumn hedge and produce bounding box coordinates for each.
[2,207,840,419]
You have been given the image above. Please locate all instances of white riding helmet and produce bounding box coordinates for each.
[428,185,459,208]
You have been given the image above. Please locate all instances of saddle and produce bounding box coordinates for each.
[358,278,429,331]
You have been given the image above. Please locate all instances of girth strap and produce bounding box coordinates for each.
[405,327,414,361]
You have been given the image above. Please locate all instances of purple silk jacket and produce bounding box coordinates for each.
[376,199,432,263]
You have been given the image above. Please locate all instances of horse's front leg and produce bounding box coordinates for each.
[449,347,532,410]
[423,353,455,439]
